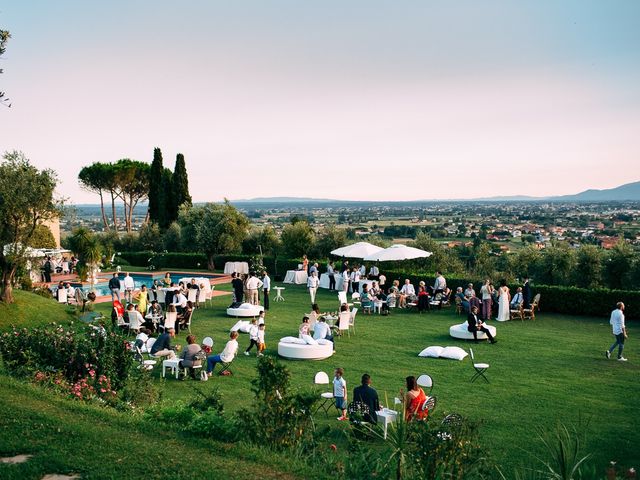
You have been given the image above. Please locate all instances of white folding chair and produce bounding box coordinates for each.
[164,311,177,331]
[416,374,434,394]
[314,371,334,416]
[57,289,68,304]
[338,311,351,337]
[187,288,198,304]
[127,311,141,333]
[351,292,361,306]
[349,308,358,335]
[469,348,490,383]
[338,291,348,306]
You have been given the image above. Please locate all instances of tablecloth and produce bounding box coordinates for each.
[319,273,344,290]
[224,261,249,274]
[283,270,308,284]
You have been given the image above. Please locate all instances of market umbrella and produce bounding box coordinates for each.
[330,242,384,259]
[363,244,432,262]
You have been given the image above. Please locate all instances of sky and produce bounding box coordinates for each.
[1,0,639,203]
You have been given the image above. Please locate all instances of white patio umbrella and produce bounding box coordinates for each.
[330,242,384,259]
[363,244,432,262]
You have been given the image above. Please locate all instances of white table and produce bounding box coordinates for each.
[224,261,249,274]
[377,408,398,439]
[273,286,285,302]
[283,270,308,284]
[320,273,344,290]
[162,358,181,379]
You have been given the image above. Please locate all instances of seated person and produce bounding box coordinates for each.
[464,283,475,300]
[400,375,428,421]
[510,287,524,308]
[369,281,380,297]
[399,279,416,307]
[352,374,381,423]
[360,285,374,313]
[172,288,188,314]
[467,306,496,344]
[313,316,334,343]
[417,286,430,312]
[65,283,75,300]
[455,287,470,313]
[134,328,151,351]
[177,301,194,331]
[299,316,311,338]
[150,328,177,359]
[308,304,322,331]
[145,300,163,331]
[179,334,203,379]
[206,331,239,376]
[385,288,397,308]
[468,292,481,312]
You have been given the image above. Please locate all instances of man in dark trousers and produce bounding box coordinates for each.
[262,270,270,311]
[353,373,381,423]
[522,277,532,308]
[231,272,244,304]
[467,306,496,343]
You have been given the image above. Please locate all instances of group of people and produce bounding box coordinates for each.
[41,255,78,282]
[231,271,271,310]
[454,277,532,322]
[331,369,431,423]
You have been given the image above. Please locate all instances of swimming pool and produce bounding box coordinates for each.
[73,272,222,297]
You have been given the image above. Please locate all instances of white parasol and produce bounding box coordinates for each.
[330,242,384,259]
[363,244,432,262]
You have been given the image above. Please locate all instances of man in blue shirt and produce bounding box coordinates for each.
[605,302,628,362]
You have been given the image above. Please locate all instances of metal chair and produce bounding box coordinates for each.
[313,371,334,416]
[469,348,490,383]
[416,374,434,394]
[523,294,541,320]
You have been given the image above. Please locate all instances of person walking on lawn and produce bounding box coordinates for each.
[606,302,628,362]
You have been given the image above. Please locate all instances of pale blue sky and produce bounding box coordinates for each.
[1,1,639,201]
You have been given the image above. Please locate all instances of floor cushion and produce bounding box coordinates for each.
[278,338,334,360]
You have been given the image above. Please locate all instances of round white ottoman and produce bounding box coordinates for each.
[226,303,264,317]
[277,340,334,360]
[449,322,497,341]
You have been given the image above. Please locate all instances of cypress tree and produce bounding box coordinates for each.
[172,153,192,212]
[160,167,175,228]
[148,148,163,224]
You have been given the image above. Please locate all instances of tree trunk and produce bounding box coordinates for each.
[110,191,118,232]
[207,254,215,271]
[0,267,16,304]
[98,190,110,231]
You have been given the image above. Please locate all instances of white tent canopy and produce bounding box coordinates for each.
[363,244,432,262]
[330,242,384,259]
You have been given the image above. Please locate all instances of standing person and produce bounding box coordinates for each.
[257,323,266,357]
[301,254,309,273]
[353,374,381,424]
[244,318,260,356]
[369,264,379,280]
[480,279,493,321]
[123,272,135,303]
[231,273,244,304]
[352,267,361,294]
[162,272,172,288]
[327,262,336,291]
[137,285,149,316]
[108,273,121,301]
[309,262,319,276]
[496,281,511,322]
[151,279,160,301]
[246,272,263,306]
[378,273,386,289]
[342,267,350,293]
[262,270,271,311]
[606,302,628,361]
[43,257,53,283]
[433,271,447,296]
[307,271,320,304]
[206,331,239,377]
[522,277,532,308]
[333,368,348,421]
[467,306,496,343]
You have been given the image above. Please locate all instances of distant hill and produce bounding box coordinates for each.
[233,196,337,203]
[552,181,640,201]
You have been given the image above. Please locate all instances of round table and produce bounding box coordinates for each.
[274,286,285,302]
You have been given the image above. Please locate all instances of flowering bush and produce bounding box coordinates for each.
[0,322,131,392]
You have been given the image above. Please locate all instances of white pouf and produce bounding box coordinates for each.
[278,339,334,360]
[226,303,264,317]
[449,322,497,341]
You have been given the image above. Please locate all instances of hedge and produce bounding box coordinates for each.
[115,252,638,318]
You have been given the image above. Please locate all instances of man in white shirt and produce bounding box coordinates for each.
[313,316,334,343]
[352,268,361,294]
[207,331,239,376]
[433,271,446,296]
[245,272,263,306]
[378,273,386,288]
[606,302,628,361]
[326,262,336,291]
[307,271,320,304]
[399,279,416,307]
[309,263,319,275]
[123,272,135,303]
[342,268,350,292]
[369,265,379,279]
[171,290,188,313]
[262,270,271,310]
[510,287,524,308]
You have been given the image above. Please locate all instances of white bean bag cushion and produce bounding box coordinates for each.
[301,334,318,345]
[278,338,334,360]
[449,322,497,341]
[316,339,332,346]
[226,303,264,317]
[440,346,468,361]
[230,320,252,333]
[280,336,307,345]
[418,346,444,358]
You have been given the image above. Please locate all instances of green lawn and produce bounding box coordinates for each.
[2,285,639,476]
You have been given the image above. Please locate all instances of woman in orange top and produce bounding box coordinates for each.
[301,255,309,272]
[401,375,428,421]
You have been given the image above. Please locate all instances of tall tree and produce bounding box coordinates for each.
[78,163,111,231]
[160,167,174,228]
[148,148,163,224]
[281,221,315,258]
[0,151,60,303]
[172,153,192,213]
[0,29,11,107]
[113,159,150,233]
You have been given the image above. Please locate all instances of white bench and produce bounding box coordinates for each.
[277,339,334,360]
[449,322,497,341]
[226,303,264,317]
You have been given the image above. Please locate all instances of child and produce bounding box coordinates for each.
[257,323,266,357]
[257,311,266,325]
[333,368,348,421]
[299,316,310,338]
[244,318,259,356]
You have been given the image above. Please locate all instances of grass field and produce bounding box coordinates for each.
[2,285,639,477]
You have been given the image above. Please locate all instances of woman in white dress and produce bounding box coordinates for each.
[496,281,511,321]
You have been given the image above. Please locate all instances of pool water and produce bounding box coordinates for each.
[74,272,220,297]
